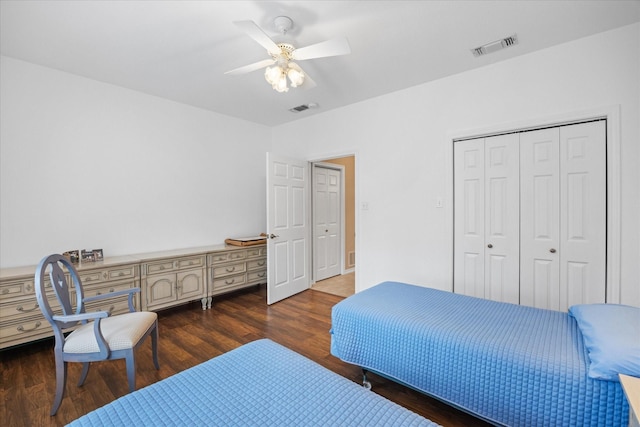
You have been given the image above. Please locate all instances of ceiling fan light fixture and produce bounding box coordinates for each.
[265,63,305,92]
[287,64,305,87]
[265,66,282,85]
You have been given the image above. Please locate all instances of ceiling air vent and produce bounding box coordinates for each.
[290,104,310,113]
[471,34,518,57]
[289,102,318,113]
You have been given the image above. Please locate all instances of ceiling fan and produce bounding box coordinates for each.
[225,16,351,93]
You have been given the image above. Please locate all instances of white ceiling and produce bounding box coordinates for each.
[1,1,639,127]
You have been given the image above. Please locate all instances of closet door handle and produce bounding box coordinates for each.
[487,244,493,249]
[549,248,556,253]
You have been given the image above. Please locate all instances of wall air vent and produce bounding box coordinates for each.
[471,34,518,57]
[289,102,319,113]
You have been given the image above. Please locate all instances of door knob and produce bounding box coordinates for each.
[549,248,556,253]
[487,244,493,248]
[268,233,279,239]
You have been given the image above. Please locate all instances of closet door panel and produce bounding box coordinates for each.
[484,134,520,304]
[454,139,485,298]
[520,128,560,309]
[559,121,606,309]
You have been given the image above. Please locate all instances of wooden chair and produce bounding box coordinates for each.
[35,254,159,416]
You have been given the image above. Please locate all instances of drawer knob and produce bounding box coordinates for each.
[118,272,124,276]
[226,267,236,272]
[225,279,235,285]
[258,261,265,266]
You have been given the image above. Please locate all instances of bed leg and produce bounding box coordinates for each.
[361,369,372,390]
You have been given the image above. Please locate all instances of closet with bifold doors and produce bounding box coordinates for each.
[453,120,606,311]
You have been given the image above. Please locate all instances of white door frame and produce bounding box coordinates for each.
[446,105,622,304]
[312,162,346,282]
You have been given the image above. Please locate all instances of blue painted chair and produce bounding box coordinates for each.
[35,254,159,416]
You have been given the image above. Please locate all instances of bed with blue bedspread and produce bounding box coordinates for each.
[68,338,438,426]
[331,281,639,427]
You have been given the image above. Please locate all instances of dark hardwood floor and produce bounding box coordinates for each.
[0,285,489,427]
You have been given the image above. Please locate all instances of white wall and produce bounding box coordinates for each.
[271,23,640,307]
[0,56,269,268]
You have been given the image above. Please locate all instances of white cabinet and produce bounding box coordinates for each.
[454,121,606,311]
[141,254,206,311]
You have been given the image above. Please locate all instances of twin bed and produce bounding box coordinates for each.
[70,281,637,426]
[331,281,637,427]
[68,338,437,426]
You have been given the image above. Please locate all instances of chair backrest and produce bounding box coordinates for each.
[35,254,86,331]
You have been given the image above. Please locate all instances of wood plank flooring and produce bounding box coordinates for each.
[0,285,489,427]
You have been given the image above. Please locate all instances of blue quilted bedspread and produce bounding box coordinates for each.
[68,338,437,426]
[330,282,629,427]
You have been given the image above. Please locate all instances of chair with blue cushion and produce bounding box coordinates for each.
[35,254,159,416]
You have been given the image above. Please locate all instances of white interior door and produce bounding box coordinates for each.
[266,153,310,305]
[313,164,342,281]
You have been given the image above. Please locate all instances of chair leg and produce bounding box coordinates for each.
[78,362,91,387]
[151,322,160,370]
[51,354,67,416]
[125,351,136,392]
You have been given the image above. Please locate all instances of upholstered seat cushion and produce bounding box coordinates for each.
[64,312,157,353]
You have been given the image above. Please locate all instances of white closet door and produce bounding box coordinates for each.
[484,134,520,304]
[454,139,485,298]
[520,121,606,311]
[520,128,561,309]
[454,135,519,302]
[559,121,606,309]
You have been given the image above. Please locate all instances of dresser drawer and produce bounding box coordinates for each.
[0,294,61,322]
[85,295,135,317]
[247,259,266,271]
[209,250,247,265]
[211,273,246,292]
[0,315,51,346]
[175,256,205,270]
[0,276,58,300]
[246,247,266,258]
[145,255,204,275]
[212,262,246,277]
[82,280,138,299]
[79,265,138,284]
[145,260,175,275]
[247,270,267,283]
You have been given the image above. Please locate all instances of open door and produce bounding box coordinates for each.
[266,153,311,304]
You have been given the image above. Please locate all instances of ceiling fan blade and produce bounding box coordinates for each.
[291,37,351,61]
[233,20,280,55]
[225,58,275,75]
